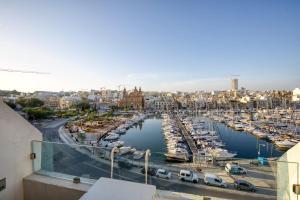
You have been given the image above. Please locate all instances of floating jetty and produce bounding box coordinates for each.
[175,115,198,156]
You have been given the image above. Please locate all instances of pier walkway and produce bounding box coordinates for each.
[175,115,198,156]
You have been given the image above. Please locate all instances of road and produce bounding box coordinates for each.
[36,118,275,200]
[36,118,69,142]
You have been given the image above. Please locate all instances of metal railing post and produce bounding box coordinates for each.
[145,149,151,184]
[111,147,118,179]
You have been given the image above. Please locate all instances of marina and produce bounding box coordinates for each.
[93,111,297,163]
[204,119,284,158]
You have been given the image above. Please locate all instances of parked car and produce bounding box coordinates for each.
[204,173,227,188]
[156,169,171,179]
[225,163,247,175]
[234,179,256,192]
[141,167,156,176]
[179,170,199,183]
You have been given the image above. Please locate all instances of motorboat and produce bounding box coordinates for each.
[104,133,120,141]
[212,140,225,148]
[133,151,145,160]
[253,130,268,139]
[244,125,256,133]
[107,140,124,148]
[207,148,237,159]
[234,123,244,131]
[196,130,209,135]
[169,147,189,155]
[116,127,126,134]
[118,146,134,155]
[98,140,109,147]
[164,152,189,162]
[275,139,297,150]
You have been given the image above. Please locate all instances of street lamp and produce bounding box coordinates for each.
[258,144,266,157]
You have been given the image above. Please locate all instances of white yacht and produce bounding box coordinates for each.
[164,152,189,162]
[275,139,297,150]
[107,140,124,148]
[253,130,268,139]
[207,148,237,159]
[118,146,133,155]
[133,151,145,160]
[104,133,120,141]
[116,127,126,134]
[234,123,244,131]
[169,147,189,155]
[244,125,256,133]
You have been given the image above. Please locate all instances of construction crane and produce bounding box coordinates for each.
[230,74,240,78]
[0,68,50,75]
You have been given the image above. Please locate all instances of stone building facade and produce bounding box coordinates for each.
[118,87,144,110]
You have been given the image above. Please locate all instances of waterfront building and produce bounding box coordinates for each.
[144,94,160,110]
[100,89,121,102]
[118,87,144,110]
[292,88,300,102]
[32,91,58,101]
[44,96,60,109]
[59,96,81,109]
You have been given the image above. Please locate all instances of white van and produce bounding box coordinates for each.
[204,173,227,188]
[225,163,247,175]
[179,170,199,183]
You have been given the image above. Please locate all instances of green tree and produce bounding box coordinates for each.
[73,100,90,111]
[23,107,54,120]
[16,98,44,108]
[77,131,86,141]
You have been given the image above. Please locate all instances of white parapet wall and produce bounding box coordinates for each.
[0,98,42,200]
[277,142,300,200]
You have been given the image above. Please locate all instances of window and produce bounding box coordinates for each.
[215,179,221,183]
[240,183,248,187]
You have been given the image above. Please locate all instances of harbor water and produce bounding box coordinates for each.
[119,116,167,154]
[210,120,284,158]
[120,115,285,160]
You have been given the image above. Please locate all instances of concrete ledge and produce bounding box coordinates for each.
[23,174,91,200]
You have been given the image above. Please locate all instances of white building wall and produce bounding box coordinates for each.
[277,142,300,200]
[0,99,42,200]
[292,88,300,102]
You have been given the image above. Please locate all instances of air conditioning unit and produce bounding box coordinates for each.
[293,184,300,195]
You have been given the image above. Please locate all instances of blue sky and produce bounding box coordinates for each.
[0,0,299,92]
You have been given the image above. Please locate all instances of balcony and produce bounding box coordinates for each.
[28,140,282,200]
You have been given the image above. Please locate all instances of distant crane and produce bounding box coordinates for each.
[0,68,50,75]
[230,74,240,78]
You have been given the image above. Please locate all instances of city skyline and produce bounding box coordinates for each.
[0,0,300,92]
